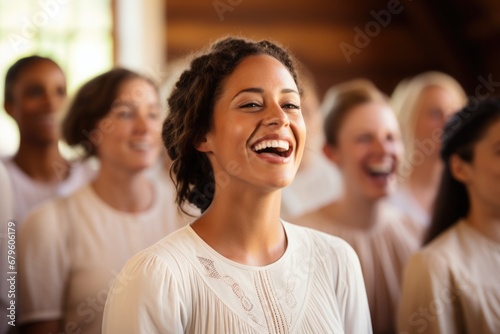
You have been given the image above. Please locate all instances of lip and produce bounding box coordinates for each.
[129,141,154,152]
[249,133,295,164]
[363,158,397,187]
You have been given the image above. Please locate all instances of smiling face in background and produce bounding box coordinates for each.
[94,78,163,173]
[328,101,403,200]
[197,54,306,192]
[5,59,66,146]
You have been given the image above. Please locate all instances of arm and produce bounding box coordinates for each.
[18,202,69,331]
[398,252,458,334]
[102,249,185,334]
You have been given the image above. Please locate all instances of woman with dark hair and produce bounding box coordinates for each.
[398,98,500,334]
[103,37,371,333]
[18,68,186,333]
[2,55,95,223]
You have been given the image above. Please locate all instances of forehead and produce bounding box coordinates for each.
[340,102,398,131]
[417,85,461,108]
[14,60,64,85]
[221,54,297,94]
[115,77,158,100]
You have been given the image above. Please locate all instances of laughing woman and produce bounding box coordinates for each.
[103,37,372,333]
[294,79,423,334]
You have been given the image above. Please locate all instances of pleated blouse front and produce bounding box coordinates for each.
[103,222,373,334]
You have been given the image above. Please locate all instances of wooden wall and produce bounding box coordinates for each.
[165,0,500,99]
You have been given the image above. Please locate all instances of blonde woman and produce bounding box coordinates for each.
[390,72,467,228]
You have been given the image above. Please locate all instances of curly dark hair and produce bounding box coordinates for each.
[163,36,301,213]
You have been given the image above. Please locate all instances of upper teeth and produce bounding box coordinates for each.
[368,162,392,174]
[253,140,289,152]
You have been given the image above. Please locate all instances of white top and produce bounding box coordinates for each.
[294,203,423,334]
[18,182,188,333]
[398,220,500,334]
[388,185,430,229]
[0,161,14,334]
[103,222,373,334]
[2,158,96,223]
[281,154,342,220]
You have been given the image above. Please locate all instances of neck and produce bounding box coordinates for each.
[467,197,500,243]
[330,187,380,229]
[92,165,153,213]
[192,186,286,266]
[14,140,68,183]
[404,157,443,213]
[408,156,443,187]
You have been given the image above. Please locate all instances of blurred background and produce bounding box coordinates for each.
[1,0,500,156]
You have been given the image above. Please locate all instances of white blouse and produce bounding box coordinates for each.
[103,222,372,334]
[398,220,500,334]
[2,158,96,223]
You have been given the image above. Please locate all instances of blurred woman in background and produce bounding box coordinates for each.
[398,98,500,334]
[2,56,95,223]
[18,68,186,334]
[294,79,422,334]
[390,72,467,228]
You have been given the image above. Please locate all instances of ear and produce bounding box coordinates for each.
[323,143,341,166]
[4,100,13,118]
[449,154,471,184]
[194,134,213,153]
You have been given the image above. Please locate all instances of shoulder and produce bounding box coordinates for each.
[20,186,91,238]
[285,222,359,265]
[122,226,195,276]
[290,204,332,230]
[405,223,463,277]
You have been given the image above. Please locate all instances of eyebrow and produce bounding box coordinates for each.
[231,87,300,101]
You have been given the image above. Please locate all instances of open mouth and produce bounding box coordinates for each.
[251,139,293,158]
[365,161,394,178]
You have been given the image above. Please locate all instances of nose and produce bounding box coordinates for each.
[373,137,395,155]
[134,112,150,134]
[44,91,65,113]
[263,102,289,127]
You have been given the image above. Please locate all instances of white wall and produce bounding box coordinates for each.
[114,0,166,82]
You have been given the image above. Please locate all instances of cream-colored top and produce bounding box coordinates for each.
[294,202,422,334]
[103,222,373,334]
[398,220,500,334]
[18,182,188,333]
[388,185,430,229]
[2,158,96,223]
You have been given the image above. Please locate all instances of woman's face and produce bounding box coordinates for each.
[413,85,462,159]
[94,78,162,173]
[198,54,306,191]
[328,102,403,200]
[458,118,500,214]
[5,60,66,145]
